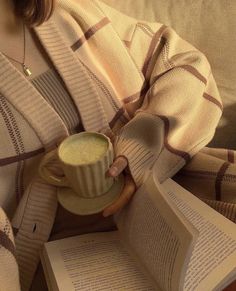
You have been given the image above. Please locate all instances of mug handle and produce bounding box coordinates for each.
[38,148,70,187]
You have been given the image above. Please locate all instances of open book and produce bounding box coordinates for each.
[41,170,236,291]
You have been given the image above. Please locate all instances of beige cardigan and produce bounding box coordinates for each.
[0,0,230,290]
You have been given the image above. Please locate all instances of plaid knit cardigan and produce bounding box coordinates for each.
[1,0,234,290]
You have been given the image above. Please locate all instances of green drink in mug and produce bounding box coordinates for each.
[39,132,124,215]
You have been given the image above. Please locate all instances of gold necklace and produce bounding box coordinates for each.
[2,23,32,77]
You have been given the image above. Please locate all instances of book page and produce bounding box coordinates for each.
[114,172,199,291]
[41,231,156,291]
[162,178,236,291]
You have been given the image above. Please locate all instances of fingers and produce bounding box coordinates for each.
[104,155,134,217]
[103,129,115,143]
[108,155,128,177]
[103,175,136,217]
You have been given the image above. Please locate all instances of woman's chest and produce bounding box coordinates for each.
[1,26,53,79]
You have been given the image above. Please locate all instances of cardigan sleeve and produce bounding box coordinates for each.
[113,23,222,187]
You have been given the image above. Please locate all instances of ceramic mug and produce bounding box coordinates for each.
[38,132,124,215]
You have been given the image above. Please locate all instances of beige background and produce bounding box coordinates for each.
[101,0,236,149]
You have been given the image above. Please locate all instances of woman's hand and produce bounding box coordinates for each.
[102,156,136,217]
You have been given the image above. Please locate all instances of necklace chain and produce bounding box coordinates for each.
[2,23,32,77]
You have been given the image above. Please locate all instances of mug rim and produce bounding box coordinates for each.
[57,132,111,167]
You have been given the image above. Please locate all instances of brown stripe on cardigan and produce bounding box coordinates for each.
[178,169,217,179]
[0,98,21,156]
[150,71,222,113]
[123,81,149,104]
[215,162,230,201]
[71,17,110,51]
[228,150,235,163]
[123,40,131,49]
[158,115,191,163]
[15,162,25,203]
[0,96,25,201]
[0,230,16,260]
[150,64,209,87]
[179,65,207,84]
[123,91,140,104]
[203,92,223,111]
[150,64,207,86]
[136,23,154,38]
[142,25,167,79]
[137,23,155,35]
[0,148,45,167]
[109,107,125,128]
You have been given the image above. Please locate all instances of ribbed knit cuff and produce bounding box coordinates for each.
[114,136,155,187]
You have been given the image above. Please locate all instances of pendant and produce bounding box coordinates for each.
[22,64,32,77]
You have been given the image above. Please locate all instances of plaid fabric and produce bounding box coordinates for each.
[174,147,236,223]
[0,0,229,289]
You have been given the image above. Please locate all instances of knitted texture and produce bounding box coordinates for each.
[0,208,20,291]
[0,0,230,290]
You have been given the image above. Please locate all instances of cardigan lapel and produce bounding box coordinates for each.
[0,53,69,149]
[34,18,112,135]
[34,0,145,132]
[0,0,145,148]
[58,0,145,104]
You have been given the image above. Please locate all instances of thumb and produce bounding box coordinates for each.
[108,156,128,177]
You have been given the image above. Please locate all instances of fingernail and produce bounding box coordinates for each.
[110,167,118,176]
[103,211,110,217]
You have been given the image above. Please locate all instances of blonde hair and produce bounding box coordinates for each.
[13,0,55,26]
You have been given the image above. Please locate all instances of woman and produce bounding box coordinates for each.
[0,0,223,290]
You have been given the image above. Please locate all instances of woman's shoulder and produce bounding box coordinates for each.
[52,0,150,43]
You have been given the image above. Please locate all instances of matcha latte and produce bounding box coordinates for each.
[38,132,121,214]
[60,134,108,165]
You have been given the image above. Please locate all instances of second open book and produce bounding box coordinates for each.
[41,167,236,291]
